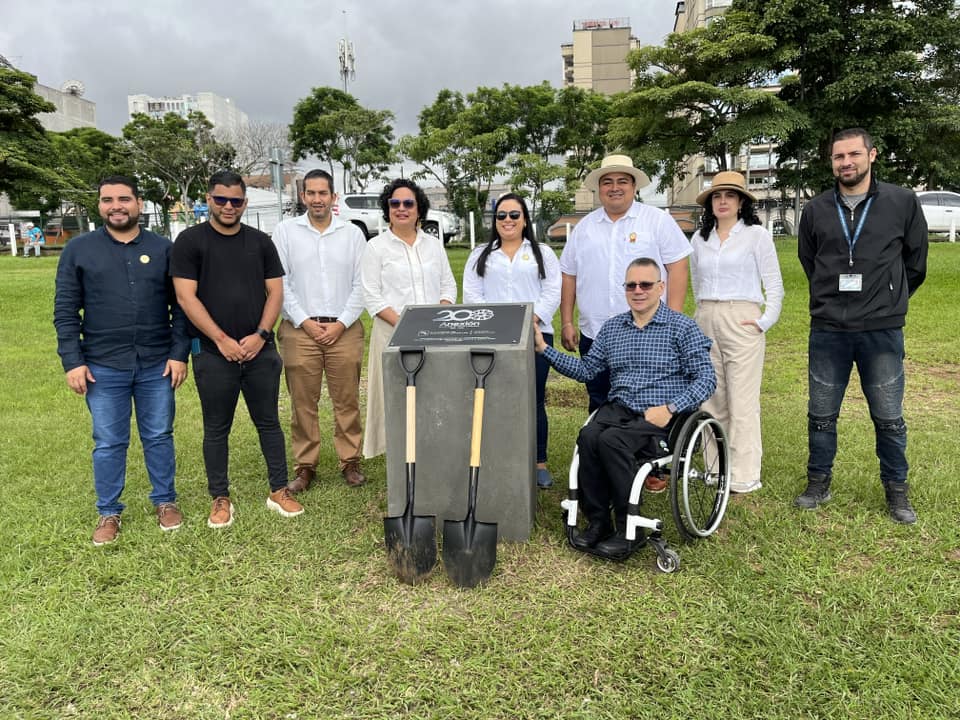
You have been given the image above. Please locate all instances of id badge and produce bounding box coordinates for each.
[839,274,862,292]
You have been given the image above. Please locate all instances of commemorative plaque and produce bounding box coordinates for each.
[383,303,536,542]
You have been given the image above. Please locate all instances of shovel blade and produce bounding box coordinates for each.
[442,517,498,588]
[384,515,437,585]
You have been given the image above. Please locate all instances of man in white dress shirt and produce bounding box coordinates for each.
[560,154,693,412]
[273,169,368,490]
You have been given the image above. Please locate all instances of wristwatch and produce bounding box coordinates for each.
[257,328,271,341]
[667,403,678,415]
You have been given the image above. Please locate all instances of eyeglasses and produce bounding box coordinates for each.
[623,281,660,291]
[210,195,245,208]
[495,210,522,221]
[388,198,417,209]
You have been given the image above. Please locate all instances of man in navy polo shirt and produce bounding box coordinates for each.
[54,175,190,546]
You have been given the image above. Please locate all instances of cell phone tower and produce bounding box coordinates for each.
[338,11,356,94]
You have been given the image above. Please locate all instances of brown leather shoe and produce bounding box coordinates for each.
[644,473,668,494]
[288,465,315,494]
[342,462,366,487]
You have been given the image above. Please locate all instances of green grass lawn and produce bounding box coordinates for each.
[1,240,958,719]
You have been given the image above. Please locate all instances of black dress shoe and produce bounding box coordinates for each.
[593,531,642,559]
[571,521,614,550]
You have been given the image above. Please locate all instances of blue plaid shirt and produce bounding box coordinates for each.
[543,305,715,414]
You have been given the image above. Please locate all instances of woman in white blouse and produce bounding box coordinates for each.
[463,194,561,488]
[691,172,784,494]
[360,179,457,458]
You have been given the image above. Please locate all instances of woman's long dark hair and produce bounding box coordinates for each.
[474,193,546,278]
[698,192,761,241]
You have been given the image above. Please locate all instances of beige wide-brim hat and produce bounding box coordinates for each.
[696,171,757,206]
[583,154,651,192]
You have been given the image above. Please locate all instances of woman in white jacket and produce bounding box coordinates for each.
[360,179,457,458]
[691,172,784,494]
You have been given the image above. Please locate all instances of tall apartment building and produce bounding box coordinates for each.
[127,91,249,138]
[561,18,639,95]
[669,0,782,223]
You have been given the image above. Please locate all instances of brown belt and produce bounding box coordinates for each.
[309,316,338,323]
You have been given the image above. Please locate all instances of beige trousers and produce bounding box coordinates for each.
[278,319,364,470]
[694,301,766,489]
[362,317,393,459]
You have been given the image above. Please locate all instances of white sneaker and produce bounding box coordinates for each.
[730,479,762,494]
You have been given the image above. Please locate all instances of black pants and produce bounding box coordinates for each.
[193,344,288,497]
[577,401,669,528]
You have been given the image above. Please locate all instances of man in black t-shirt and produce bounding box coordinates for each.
[171,170,304,528]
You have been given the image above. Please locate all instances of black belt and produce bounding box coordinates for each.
[309,316,338,323]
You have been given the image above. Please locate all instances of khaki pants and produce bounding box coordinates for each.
[362,317,393,459]
[278,319,364,470]
[694,301,766,490]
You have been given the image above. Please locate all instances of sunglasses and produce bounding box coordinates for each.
[388,198,417,209]
[496,210,522,221]
[623,281,660,291]
[210,195,245,208]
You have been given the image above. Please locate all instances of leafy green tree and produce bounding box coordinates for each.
[555,86,612,181]
[608,9,805,189]
[507,153,578,233]
[0,66,60,207]
[289,87,395,192]
[121,111,236,233]
[734,0,960,191]
[49,128,131,221]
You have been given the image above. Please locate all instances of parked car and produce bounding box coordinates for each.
[334,193,461,244]
[916,190,960,233]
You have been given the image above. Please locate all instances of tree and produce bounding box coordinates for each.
[49,128,131,221]
[507,153,577,232]
[0,66,60,206]
[608,10,806,190]
[227,120,292,177]
[289,87,396,192]
[121,111,236,232]
[734,0,960,192]
[555,86,612,182]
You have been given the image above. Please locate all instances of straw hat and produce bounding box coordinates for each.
[696,171,756,206]
[583,154,651,192]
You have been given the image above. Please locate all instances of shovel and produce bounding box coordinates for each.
[384,347,436,584]
[443,348,498,588]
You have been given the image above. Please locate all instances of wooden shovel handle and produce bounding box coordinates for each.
[406,386,416,463]
[470,387,484,467]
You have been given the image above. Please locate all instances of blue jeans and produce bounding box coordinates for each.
[192,344,288,497]
[535,333,554,464]
[579,334,610,414]
[807,328,908,484]
[85,360,176,516]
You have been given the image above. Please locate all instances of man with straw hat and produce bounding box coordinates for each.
[559,154,692,413]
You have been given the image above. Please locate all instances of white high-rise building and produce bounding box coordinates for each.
[127,91,249,137]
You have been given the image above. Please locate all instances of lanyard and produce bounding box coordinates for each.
[835,195,874,268]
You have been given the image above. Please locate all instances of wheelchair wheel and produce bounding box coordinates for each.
[670,411,730,541]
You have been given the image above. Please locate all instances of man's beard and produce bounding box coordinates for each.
[838,168,869,189]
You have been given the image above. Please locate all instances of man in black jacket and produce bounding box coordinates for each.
[797,127,928,524]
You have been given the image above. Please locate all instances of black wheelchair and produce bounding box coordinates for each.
[561,410,730,573]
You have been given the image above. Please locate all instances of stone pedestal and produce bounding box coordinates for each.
[383,303,536,542]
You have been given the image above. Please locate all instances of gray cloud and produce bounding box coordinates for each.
[2,0,676,137]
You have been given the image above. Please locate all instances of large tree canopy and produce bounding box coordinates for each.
[608,10,805,189]
[289,87,395,192]
[121,111,236,232]
[0,66,60,206]
[733,0,960,192]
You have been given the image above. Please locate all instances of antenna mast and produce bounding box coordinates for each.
[338,10,356,93]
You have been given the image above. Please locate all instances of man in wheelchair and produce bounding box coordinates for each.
[534,257,716,558]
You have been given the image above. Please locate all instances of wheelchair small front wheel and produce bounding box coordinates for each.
[656,548,680,573]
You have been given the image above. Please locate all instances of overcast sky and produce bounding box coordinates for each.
[2,0,677,138]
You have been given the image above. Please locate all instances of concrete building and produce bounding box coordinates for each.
[561,18,639,95]
[127,91,249,137]
[34,80,97,133]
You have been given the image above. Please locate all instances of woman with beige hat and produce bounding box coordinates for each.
[691,171,784,494]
